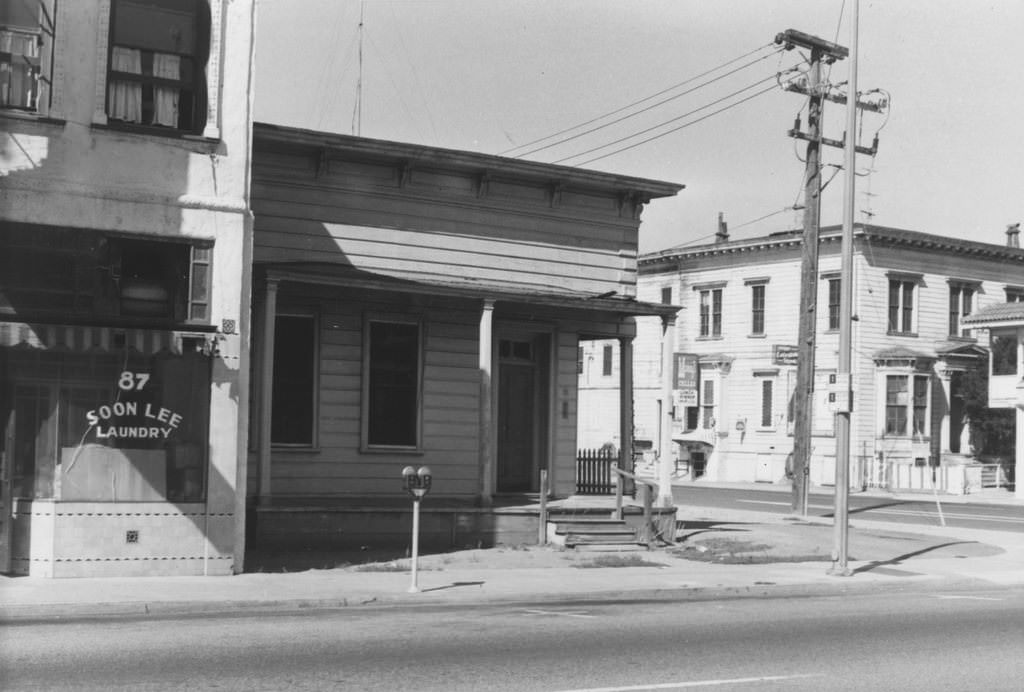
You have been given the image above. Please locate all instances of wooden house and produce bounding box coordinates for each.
[248,124,682,555]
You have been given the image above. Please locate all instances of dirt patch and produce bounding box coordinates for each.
[670,537,830,564]
[573,554,667,569]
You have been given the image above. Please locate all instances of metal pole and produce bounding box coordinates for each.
[830,0,859,577]
[408,497,421,593]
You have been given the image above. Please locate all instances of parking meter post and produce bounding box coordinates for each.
[408,497,421,593]
[401,465,432,594]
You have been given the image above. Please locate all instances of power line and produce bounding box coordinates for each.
[558,75,790,166]
[500,42,780,156]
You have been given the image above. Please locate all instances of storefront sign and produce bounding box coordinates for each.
[673,353,699,406]
[772,344,800,366]
[85,370,184,440]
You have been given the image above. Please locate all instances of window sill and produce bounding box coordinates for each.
[271,444,320,453]
[747,333,767,339]
[696,336,723,341]
[360,446,425,455]
[93,121,221,152]
[1,109,66,127]
[886,331,918,338]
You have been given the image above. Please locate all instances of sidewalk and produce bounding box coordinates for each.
[3,495,1022,622]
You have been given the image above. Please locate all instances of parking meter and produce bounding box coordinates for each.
[402,466,432,592]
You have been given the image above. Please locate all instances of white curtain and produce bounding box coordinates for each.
[108,46,142,123]
[152,52,180,127]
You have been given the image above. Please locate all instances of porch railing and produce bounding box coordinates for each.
[575,448,616,495]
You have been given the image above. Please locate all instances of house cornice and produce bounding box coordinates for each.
[639,223,1024,273]
[253,122,684,201]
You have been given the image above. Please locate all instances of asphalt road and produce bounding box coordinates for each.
[4,588,1024,691]
[674,485,1024,533]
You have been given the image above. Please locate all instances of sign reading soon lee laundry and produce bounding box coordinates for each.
[85,370,184,441]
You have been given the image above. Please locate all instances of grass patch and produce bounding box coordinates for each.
[573,554,666,569]
[670,537,828,564]
[352,560,440,572]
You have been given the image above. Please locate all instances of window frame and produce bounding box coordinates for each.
[886,273,921,336]
[883,372,931,438]
[947,280,977,339]
[361,315,424,452]
[747,280,767,336]
[602,343,613,377]
[754,371,777,430]
[0,0,56,116]
[826,276,841,331]
[92,0,222,140]
[270,311,319,448]
[700,378,715,429]
[696,285,724,338]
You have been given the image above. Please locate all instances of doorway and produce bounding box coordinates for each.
[496,334,550,493]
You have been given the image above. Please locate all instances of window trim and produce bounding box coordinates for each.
[696,286,724,339]
[947,279,979,339]
[749,282,766,336]
[361,314,424,453]
[92,0,222,139]
[886,273,922,336]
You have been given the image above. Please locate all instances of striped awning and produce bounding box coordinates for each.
[0,321,202,355]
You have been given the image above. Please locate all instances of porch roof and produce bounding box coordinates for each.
[261,262,680,318]
[962,302,1024,327]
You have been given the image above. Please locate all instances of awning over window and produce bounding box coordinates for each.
[0,321,210,355]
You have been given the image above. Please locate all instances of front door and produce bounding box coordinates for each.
[496,336,549,493]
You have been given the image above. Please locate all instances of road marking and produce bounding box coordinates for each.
[934,595,1003,601]
[733,499,1024,524]
[551,674,821,691]
[521,608,595,619]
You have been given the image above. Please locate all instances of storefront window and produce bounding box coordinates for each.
[2,348,210,502]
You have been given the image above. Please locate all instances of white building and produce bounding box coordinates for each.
[579,224,1024,494]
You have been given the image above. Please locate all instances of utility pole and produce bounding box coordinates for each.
[830,0,860,578]
[776,27,883,519]
[776,29,846,516]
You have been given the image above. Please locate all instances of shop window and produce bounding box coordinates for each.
[0,224,211,326]
[3,349,210,502]
[0,1,55,114]
[364,319,421,449]
[106,0,208,134]
[991,335,1017,376]
[271,314,317,446]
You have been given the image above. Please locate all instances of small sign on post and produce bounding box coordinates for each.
[401,465,432,593]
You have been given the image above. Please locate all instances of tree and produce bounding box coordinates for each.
[956,366,1015,458]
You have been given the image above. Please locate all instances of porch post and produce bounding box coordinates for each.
[258,278,278,505]
[937,367,953,453]
[479,299,495,505]
[618,335,635,482]
[658,314,676,506]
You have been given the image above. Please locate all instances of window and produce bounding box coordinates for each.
[271,314,316,446]
[106,0,208,133]
[828,278,841,331]
[0,223,212,326]
[759,378,773,428]
[1006,287,1024,303]
[0,1,54,114]
[699,288,722,338]
[364,319,421,448]
[577,346,584,375]
[700,379,715,429]
[661,286,673,305]
[602,343,613,376]
[948,282,975,338]
[2,348,211,502]
[991,334,1017,376]
[887,278,916,334]
[885,374,929,437]
[750,284,765,335]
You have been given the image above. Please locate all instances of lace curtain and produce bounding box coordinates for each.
[152,53,180,126]
[108,46,142,122]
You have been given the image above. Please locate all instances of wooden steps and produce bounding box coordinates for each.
[549,518,643,550]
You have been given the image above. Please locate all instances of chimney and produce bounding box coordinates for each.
[1008,223,1021,248]
[716,212,729,243]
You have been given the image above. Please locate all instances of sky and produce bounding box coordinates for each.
[254,1,1024,254]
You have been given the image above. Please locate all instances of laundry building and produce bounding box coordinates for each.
[1,0,257,577]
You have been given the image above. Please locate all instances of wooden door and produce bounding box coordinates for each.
[497,362,535,492]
